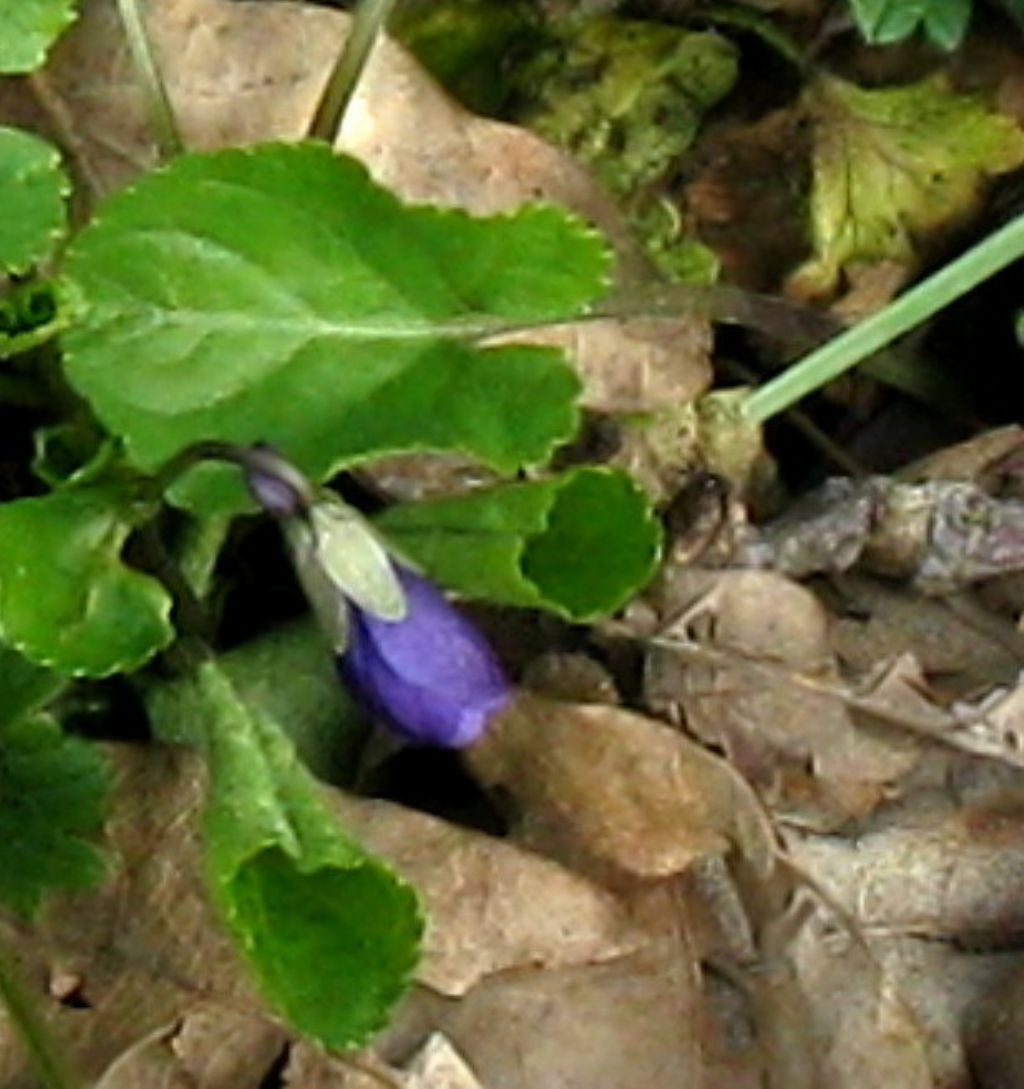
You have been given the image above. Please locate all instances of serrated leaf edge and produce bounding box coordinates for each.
[0,127,71,274]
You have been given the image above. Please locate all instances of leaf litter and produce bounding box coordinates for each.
[2,0,1024,1086]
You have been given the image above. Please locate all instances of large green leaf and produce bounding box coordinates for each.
[0,486,174,676]
[0,644,108,918]
[792,75,1024,296]
[0,0,76,74]
[196,663,421,1048]
[378,467,662,618]
[61,143,611,515]
[0,127,68,274]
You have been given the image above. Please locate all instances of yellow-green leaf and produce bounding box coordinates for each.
[792,75,1024,297]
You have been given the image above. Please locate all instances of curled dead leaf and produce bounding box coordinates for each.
[467,690,775,880]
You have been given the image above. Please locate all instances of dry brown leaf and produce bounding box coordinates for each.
[333,792,646,997]
[92,1022,192,1089]
[0,746,264,1088]
[387,936,702,1089]
[521,652,620,705]
[872,936,1024,1088]
[644,568,921,827]
[93,1007,286,1089]
[283,1043,390,1089]
[284,1034,487,1089]
[700,861,935,1089]
[963,956,1024,1089]
[290,924,703,1089]
[1,725,947,1089]
[463,686,849,1089]
[786,922,933,1089]
[828,260,909,323]
[786,782,1024,943]
[685,108,811,293]
[403,1033,486,1089]
[830,572,1024,693]
[839,653,1024,770]
[466,691,773,880]
[172,1003,287,1088]
[899,425,1024,490]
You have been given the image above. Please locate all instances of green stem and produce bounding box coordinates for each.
[145,439,261,501]
[0,935,79,1089]
[115,0,183,159]
[742,212,1024,425]
[308,0,399,143]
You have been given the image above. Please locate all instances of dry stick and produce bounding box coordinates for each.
[308,0,399,143]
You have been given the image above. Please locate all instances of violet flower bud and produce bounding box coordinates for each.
[240,445,509,747]
[341,566,510,748]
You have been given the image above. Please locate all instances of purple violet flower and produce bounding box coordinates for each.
[340,565,510,747]
[241,444,510,748]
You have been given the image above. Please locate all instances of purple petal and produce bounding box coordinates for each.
[339,567,510,747]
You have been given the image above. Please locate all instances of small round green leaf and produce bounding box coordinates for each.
[0,127,68,272]
[62,142,611,515]
[378,467,662,619]
[0,0,76,74]
[0,487,174,676]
